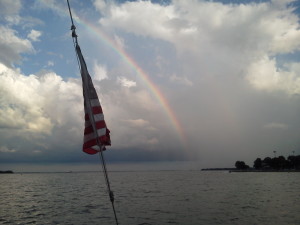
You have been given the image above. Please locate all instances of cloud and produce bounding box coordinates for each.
[94,0,107,13]
[0,0,21,24]
[263,122,289,130]
[99,1,176,41]
[123,118,149,127]
[0,0,21,15]
[0,63,84,160]
[247,56,300,95]
[117,76,136,87]
[101,85,173,150]
[113,34,126,50]
[0,26,33,67]
[92,0,300,164]
[98,0,300,95]
[121,119,157,131]
[0,146,16,153]
[0,60,181,162]
[170,74,193,86]
[147,137,159,145]
[27,29,42,42]
[0,64,52,134]
[93,62,108,81]
[99,2,295,51]
[47,61,54,67]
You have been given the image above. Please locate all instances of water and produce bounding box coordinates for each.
[1,170,300,225]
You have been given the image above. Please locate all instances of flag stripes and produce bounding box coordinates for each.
[76,44,111,154]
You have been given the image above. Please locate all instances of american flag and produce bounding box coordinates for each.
[76,44,111,154]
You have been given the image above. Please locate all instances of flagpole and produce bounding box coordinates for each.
[66,1,119,224]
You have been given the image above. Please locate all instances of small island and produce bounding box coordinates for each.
[202,154,300,172]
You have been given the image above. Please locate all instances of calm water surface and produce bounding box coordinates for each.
[1,171,299,225]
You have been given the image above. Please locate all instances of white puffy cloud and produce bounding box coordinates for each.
[99,0,300,95]
[247,56,300,95]
[0,26,33,67]
[99,0,300,55]
[0,61,178,159]
[27,29,42,42]
[99,1,176,41]
[0,63,83,155]
[94,0,107,13]
[0,64,52,134]
[117,76,136,87]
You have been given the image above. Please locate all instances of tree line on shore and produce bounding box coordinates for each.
[235,155,300,170]
[0,170,13,174]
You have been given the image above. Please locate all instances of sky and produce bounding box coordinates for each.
[1,0,300,171]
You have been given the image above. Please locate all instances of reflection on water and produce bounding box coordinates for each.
[1,171,300,225]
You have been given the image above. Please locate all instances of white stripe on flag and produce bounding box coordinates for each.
[93,113,104,122]
[90,99,101,107]
[84,128,107,142]
[91,145,100,151]
[84,113,104,125]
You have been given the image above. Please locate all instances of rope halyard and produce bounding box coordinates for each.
[66,1,119,224]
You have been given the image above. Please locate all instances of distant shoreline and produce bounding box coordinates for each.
[201,168,235,171]
[0,170,14,174]
[230,169,300,172]
[201,168,300,172]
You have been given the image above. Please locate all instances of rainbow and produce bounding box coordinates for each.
[42,1,187,146]
[79,20,187,146]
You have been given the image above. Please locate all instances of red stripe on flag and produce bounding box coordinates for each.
[83,137,109,154]
[83,130,111,147]
[100,130,111,145]
[84,121,107,135]
[83,148,99,155]
[83,138,97,149]
[84,107,103,121]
